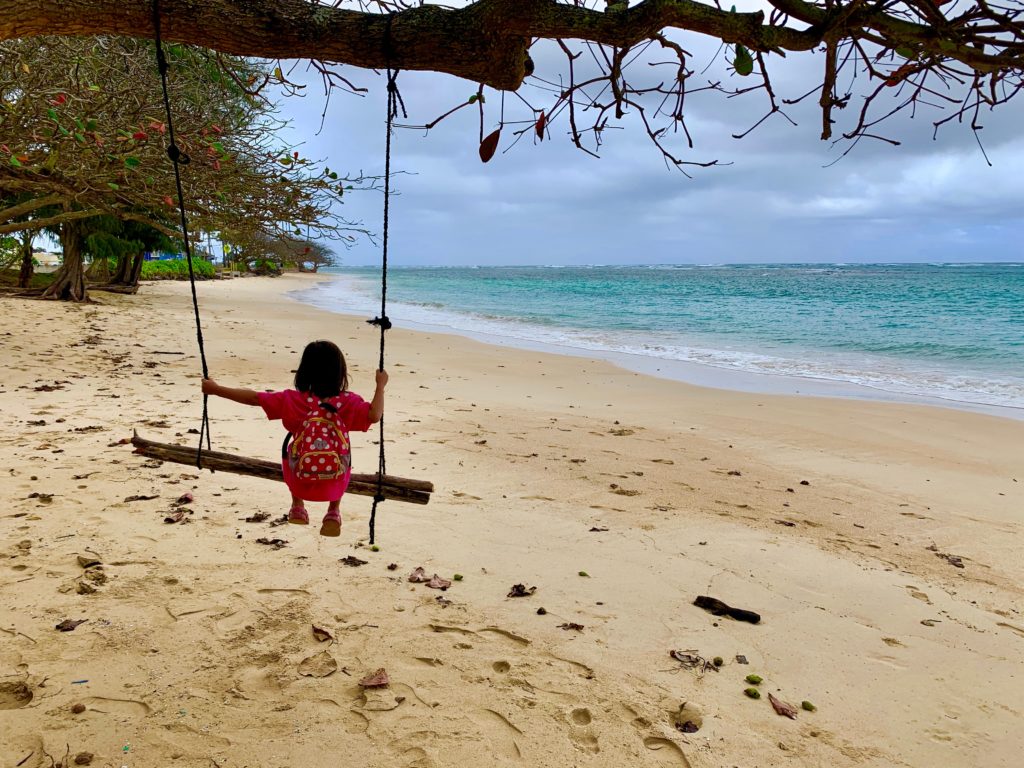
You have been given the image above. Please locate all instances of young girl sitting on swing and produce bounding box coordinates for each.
[201,340,387,537]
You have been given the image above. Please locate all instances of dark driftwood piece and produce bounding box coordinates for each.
[693,595,761,624]
[131,432,433,505]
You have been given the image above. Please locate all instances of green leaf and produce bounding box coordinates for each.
[85,119,97,131]
[58,125,70,136]
[74,132,86,143]
[328,171,338,180]
[124,156,140,169]
[46,108,59,121]
[9,156,22,167]
[212,141,225,154]
[88,84,101,92]
[107,182,120,190]
[74,117,85,131]
[895,46,915,59]
[734,45,754,77]
[278,156,292,166]
[468,94,478,104]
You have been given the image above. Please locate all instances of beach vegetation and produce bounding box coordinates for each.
[139,258,215,281]
[0,36,370,300]
[2,1,1019,171]
[226,232,337,275]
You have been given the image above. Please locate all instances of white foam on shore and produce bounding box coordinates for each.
[292,274,1024,421]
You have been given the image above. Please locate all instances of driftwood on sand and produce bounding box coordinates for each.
[130,432,433,505]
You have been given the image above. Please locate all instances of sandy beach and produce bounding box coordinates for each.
[2,273,1022,768]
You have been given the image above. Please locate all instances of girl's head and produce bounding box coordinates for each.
[294,340,348,399]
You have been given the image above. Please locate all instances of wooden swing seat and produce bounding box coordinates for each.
[131,432,433,505]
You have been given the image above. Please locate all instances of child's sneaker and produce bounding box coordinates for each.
[288,506,309,525]
[320,509,342,537]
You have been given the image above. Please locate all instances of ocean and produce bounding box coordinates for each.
[293,264,1024,416]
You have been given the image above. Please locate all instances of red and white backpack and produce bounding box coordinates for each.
[284,398,351,481]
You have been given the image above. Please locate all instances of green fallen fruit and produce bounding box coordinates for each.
[713,657,723,667]
[370,545,380,552]
[745,674,763,685]
[578,571,590,577]
[802,701,816,712]
[744,687,761,699]
[453,574,464,581]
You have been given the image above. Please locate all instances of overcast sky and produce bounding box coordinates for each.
[276,15,1024,267]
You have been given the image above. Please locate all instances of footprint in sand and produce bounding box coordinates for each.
[79,696,151,717]
[567,707,600,754]
[906,585,932,604]
[0,679,33,709]
[642,737,692,766]
[471,708,523,759]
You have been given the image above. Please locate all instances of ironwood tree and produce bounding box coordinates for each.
[1,0,1021,166]
[0,35,367,300]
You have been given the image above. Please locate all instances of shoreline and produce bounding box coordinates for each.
[3,273,1023,768]
[292,273,1024,423]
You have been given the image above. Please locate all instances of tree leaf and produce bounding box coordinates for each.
[479,128,501,163]
[9,156,22,167]
[734,45,754,76]
[535,111,546,140]
[124,156,140,169]
[768,693,799,719]
[107,182,120,190]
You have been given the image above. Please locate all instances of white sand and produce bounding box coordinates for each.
[2,274,1022,767]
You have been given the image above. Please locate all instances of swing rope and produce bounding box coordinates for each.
[367,14,407,545]
[152,0,211,468]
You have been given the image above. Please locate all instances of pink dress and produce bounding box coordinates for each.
[257,389,372,502]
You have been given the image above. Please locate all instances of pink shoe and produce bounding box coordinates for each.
[320,509,342,537]
[288,506,309,525]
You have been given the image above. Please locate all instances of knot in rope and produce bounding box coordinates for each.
[166,144,190,165]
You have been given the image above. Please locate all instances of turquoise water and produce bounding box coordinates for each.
[297,264,1024,412]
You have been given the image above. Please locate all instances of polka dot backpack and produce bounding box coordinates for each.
[285,397,351,481]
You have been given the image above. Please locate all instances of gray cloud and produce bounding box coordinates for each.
[277,28,1024,266]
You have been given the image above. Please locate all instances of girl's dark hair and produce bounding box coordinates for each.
[294,340,348,399]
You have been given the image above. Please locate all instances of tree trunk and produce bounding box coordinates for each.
[128,251,145,286]
[87,254,110,282]
[110,249,144,287]
[111,252,130,284]
[17,230,34,289]
[42,219,88,301]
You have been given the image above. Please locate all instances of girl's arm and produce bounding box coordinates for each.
[368,369,388,423]
[202,378,261,407]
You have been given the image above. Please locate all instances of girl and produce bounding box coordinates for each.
[201,340,387,537]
